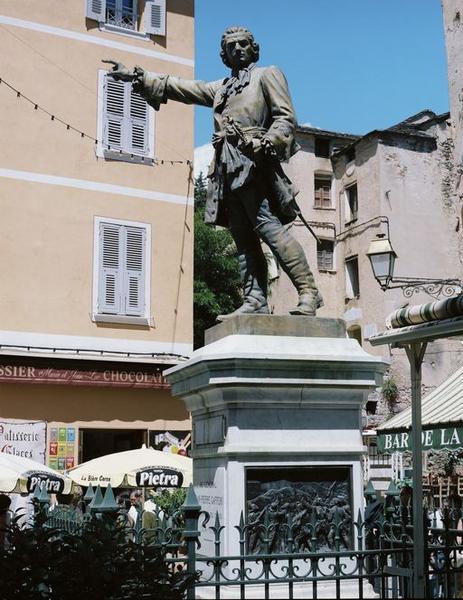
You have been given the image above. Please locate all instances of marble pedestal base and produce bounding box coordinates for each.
[165,316,387,556]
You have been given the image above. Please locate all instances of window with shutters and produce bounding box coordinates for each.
[314,174,332,209]
[93,218,151,324]
[317,239,335,271]
[85,0,166,37]
[96,71,155,163]
[345,255,360,299]
[344,183,358,224]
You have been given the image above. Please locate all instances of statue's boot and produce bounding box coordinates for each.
[216,250,269,322]
[258,222,323,316]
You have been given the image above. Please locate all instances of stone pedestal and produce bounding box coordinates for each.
[165,316,387,556]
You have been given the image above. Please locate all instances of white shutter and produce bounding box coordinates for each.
[124,227,145,316]
[99,223,122,314]
[128,89,148,155]
[145,0,166,36]
[86,0,106,21]
[103,76,126,152]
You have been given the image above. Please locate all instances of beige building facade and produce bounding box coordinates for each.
[0,0,194,467]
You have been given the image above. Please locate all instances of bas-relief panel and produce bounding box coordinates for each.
[246,466,352,554]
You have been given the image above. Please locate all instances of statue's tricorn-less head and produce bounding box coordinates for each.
[220,26,260,72]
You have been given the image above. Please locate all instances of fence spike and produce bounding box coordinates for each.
[214,511,221,530]
[385,479,400,497]
[364,480,376,500]
[239,510,245,530]
[84,483,94,503]
[182,483,200,511]
[99,484,119,513]
[89,485,104,512]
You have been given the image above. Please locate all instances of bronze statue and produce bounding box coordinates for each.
[104,26,322,320]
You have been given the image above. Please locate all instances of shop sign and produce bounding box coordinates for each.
[26,472,64,493]
[0,364,169,389]
[378,425,463,453]
[0,420,46,462]
[135,467,184,488]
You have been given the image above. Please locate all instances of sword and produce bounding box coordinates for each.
[226,117,321,245]
[292,203,321,245]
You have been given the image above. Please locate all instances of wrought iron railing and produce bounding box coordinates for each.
[105,0,137,30]
[30,481,463,599]
[368,446,392,467]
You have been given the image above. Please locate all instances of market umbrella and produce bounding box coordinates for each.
[0,452,73,494]
[67,446,192,488]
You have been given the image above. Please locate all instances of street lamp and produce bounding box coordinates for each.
[367,234,462,299]
[366,234,397,290]
[367,231,463,597]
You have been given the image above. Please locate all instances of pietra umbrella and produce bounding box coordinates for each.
[0,452,73,494]
[67,446,192,488]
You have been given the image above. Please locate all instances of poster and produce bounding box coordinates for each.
[47,424,76,472]
[0,419,46,463]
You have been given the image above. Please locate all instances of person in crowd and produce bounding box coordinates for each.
[0,494,11,549]
[128,489,143,528]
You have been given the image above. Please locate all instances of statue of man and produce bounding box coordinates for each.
[105,26,322,320]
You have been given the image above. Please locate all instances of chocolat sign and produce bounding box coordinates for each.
[135,467,183,488]
[26,471,65,493]
[0,364,169,389]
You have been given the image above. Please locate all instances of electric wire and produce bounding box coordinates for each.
[0,75,192,166]
[0,23,192,163]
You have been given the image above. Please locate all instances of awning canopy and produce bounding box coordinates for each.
[377,363,463,453]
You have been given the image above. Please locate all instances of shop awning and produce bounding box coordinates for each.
[377,364,463,453]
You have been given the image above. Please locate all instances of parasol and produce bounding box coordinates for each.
[68,446,192,488]
[0,452,73,494]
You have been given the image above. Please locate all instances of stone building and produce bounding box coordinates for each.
[0,0,194,466]
[442,0,463,271]
[271,111,463,488]
[442,0,463,189]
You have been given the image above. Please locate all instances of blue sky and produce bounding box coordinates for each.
[194,0,449,148]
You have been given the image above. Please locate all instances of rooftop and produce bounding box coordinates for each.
[296,124,360,141]
[331,110,450,158]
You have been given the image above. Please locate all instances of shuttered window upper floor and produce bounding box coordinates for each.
[96,71,155,163]
[93,218,152,325]
[86,0,166,37]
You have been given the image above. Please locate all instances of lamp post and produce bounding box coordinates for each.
[366,234,397,290]
[367,234,462,300]
[367,234,463,597]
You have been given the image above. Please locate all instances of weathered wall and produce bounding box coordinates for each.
[274,118,463,426]
[442,0,463,191]
[271,131,349,317]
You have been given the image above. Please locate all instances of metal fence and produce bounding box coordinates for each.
[34,481,463,599]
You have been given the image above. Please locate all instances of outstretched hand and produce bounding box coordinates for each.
[102,59,135,82]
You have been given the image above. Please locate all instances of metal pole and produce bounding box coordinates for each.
[405,342,427,599]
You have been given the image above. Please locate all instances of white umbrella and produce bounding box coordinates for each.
[68,446,192,488]
[0,452,73,494]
